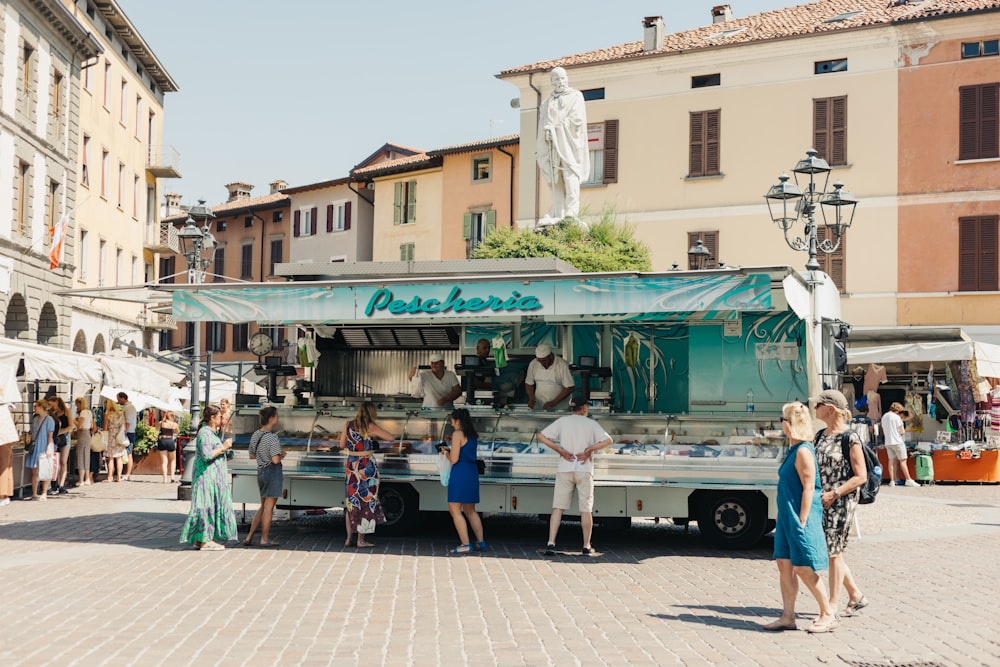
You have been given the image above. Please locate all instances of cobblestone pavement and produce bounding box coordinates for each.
[1,478,998,667]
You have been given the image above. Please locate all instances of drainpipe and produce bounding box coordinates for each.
[496,143,515,227]
[528,72,542,226]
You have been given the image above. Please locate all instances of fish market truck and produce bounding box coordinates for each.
[169,259,843,549]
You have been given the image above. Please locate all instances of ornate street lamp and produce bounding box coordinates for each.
[687,239,713,270]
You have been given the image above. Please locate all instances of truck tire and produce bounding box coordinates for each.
[695,491,767,550]
[378,484,421,536]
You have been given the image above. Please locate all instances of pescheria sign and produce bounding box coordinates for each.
[364,286,543,317]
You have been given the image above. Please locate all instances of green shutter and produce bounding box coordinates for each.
[485,210,496,235]
[462,213,473,240]
[400,243,407,261]
[406,180,417,223]
[393,182,402,225]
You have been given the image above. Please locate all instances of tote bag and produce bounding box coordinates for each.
[37,453,53,481]
[90,431,108,453]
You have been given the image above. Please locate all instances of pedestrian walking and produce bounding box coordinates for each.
[339,402,394,548]
[73,397,94,486]
[179,405,237,551]
[25,400,55,501]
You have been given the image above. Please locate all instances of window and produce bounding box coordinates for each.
[692,73,721,88]
[206,322,226,353]
[472,156,491,182]
[400,242,415,261]
[233,323,249,352]
[959,84,999,161]
[98,239,107,286]
[583,120,619,185]
[463,211,496,256]
[816,226,846,291]
[959,216,998,292]
[101,150,109,198]
[184,323,195,349]
[293,207,317,237]
[687,231,719,270]
[689,110,720,177]
[213,247,225,283]
[132,176,139,218]
[244,216,254,228]
[102,60,110,108]
[115,247,123,286]
[393,180,417,225]
[241,244,253,279]
[261,326,284,350]
[22,45,33,97]
[83,60,91,91]
[581,88,605,101]
[159,255,175,284]
[962,40,1000,59]
[135,96,142,138]
[814,96,847,166]
[120,79,127,124]
[81,135,90,187]
[158,328,173,352]
[16,161,28,236]
[80,230,89,279]
[815,58,848,75]
[52,72,63,118]
[117,163,125,208]
[47,180,59,235]
[272,210,283,223]
[269,238,283,276]
[326,202,351,232]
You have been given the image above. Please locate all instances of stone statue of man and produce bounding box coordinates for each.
[536,67,590,223]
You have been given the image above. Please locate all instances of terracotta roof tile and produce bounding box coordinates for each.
[498,0,1000,76]
[351,153,440,178]
[429,134,520,156]
[162,192,289,223]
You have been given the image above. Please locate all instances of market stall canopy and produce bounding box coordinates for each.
[98,385,183,413]
[847,341,1000,379]
[0,338,103,385]
[97,350,186,405]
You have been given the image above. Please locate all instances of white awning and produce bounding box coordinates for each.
[847,341,1000,378]
[0,338,103,385]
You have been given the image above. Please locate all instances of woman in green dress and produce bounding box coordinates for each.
[179,405,236,551]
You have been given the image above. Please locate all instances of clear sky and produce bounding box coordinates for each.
[122,0,802,206]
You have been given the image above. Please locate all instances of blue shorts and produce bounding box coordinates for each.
[126,432,135,454]
[257,464,283,498]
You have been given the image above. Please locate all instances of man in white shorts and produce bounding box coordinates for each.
[881,401,918,487]
[537,396,613,555]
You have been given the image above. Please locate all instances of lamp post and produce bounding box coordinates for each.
[764,148,858,397]
[687,239,713,271]
[176,200,215,496]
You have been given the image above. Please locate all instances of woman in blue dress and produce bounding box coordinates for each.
[179,405,237,551]
[25,400,56,501]
[445,408,485,554]
[763,402,838,634]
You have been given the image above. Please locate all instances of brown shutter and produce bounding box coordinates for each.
[218,324,226,353]
[817,226,846,292]
[310,207,318,236]
[982,83,999,159]
[979,217,998,291]
[603,119,619,183]
[344,201,352,230]
[689,112,704,176]
[831,96,847,166]
[326,204,334,232]
[686,231,719,269]
[813,98,829,162]
[293,210,301,237]
[705,110,720,175]
[959,217,979,291]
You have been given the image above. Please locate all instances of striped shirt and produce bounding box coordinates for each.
[249,429,281,469]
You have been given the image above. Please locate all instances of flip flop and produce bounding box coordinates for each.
[761,621,797,632]
[805,618,839,634]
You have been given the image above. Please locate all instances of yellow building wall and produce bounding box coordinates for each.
[371,170,444,261]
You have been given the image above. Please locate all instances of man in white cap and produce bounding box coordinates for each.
[525,344,575,410]
[408,353,461,409]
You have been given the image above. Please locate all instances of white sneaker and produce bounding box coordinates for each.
[904,480,920,487]
[0,497,10,507]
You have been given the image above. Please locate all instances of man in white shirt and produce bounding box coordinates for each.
[525,344,575,411]
[408,353,461,409]
[537,396,613,555]
[881,401,918,487]
[117,392,137,481]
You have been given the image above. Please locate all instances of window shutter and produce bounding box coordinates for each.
[393,182,402,225]
[310,207,318,235]
[344,201,352,230]
[831,96,847,166]
[219,324,227,353]
[485,210,496,235]
[979,217,998,291]
[689,112,704,176]
[326,204,334,232]
[982,83,999,159]
[816,226,846,292]
[813,98,829,162]
[462,213,472,240]
[407,181,417,223]
[205,323,213,352]
[293,210,301,237]
[603,119,619,183]
[687,231,719,269]
[959,217,979,291]
[705,110,720,175]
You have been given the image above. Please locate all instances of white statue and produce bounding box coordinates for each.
[536,67,590,223]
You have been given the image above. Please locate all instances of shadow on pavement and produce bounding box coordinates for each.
[648,604,796,631]
[0,511,184,550]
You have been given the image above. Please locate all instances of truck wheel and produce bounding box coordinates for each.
[695,492,767,549]
[378,484,421,536]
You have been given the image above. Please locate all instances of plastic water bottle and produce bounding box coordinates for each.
[746,389,755,414]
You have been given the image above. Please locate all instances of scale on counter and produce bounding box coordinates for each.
[456,354,498,406]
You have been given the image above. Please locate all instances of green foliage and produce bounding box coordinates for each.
[134,422,160,457]
[471,205,651,272]
[177,412,192,436]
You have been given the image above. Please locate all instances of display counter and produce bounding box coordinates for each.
[877,449,1000,483]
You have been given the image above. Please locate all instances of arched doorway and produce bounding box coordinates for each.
[73,330,88,353]
[4,294,29,340]
[93,333,106,354]
[37,303,58,345]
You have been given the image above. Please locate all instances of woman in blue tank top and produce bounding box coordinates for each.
[444,408,485,554]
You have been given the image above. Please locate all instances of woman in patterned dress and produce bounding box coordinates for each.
[179,405,237,551]
[812,389,869,617]
[339,402,395,548]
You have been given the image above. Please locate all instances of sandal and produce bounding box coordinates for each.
[761,620,797,632]
[451,544,472,554]
[258,541,280,548]
[476,541,488,552]
[356,539,375,548]
[242,538,254,547]
[845,595,869,616]
[200,542,225,551]
[805,617,839,634]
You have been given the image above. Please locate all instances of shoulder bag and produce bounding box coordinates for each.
[91,430,108,453]
[37,451,53,481]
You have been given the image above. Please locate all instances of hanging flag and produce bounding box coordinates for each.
[48,212,71,270]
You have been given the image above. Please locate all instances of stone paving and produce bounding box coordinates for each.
[1,478,998,667]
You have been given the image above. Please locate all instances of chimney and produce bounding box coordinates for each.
[269,179,288,194]
[642,16,664,52]
[224,181,254,202]
[712,5,733,24]
[163,192,183,216]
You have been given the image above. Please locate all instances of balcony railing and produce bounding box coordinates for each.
[145,222,179,254]
[147,145,181,178]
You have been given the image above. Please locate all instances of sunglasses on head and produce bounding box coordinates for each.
[780,417,790,423]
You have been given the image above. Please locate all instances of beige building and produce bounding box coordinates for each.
[498,0,997,330]
[0,1,100,346]
[61,0,178,354]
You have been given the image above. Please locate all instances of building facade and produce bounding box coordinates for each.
[0,1,100,347]
[60,0,178,355]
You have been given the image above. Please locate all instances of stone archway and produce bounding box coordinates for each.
[93,333,106,354]
[37,303,58,345]
[4,293,29,340]
[73,330,88,353]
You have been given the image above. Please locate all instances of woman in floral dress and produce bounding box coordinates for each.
[339,402,395,548]
[179,405,236,551]
[103,401,126,483]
